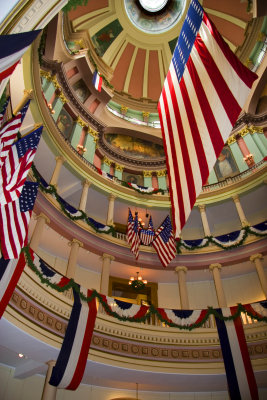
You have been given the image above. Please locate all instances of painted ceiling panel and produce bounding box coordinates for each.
[148,50,162,101]
[68,0,109,21]
[128,48,146,99]
[111,42,135,92]
[207,15,246,47]
[203,0,251,22]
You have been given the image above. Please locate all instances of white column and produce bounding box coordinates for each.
[198,204,211,236]
[41,360,57,400]
[175,266,190,309]
[100,253,114,295]
[30,213,50,252]
[250,253,267,298]
[209,263,227,308]
[79,179,91,211]
[49,155,65,187]
[106,194,116,226]
[66,239,83,279]
[232,194,249,226]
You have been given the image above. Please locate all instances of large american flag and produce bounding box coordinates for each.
[158,0,258,239]
[0,125,42,205]
[152,215,176,268]
[0,100,30,168]
[0,181,39,259]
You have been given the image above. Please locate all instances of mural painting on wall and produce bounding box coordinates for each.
[73,79,90,104]
[123,173,144,186]
[105,133,165,159]
[92,19,123,57]
[56,108,73,139]
[214,146,239,180]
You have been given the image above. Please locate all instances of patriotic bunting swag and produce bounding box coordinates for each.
[49,286,97,390]
[215,307,259,400]
[158,0,257,239]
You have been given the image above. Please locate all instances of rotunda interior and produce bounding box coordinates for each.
[0,0,267,399]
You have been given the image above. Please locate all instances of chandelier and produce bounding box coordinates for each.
[128,272,147,290]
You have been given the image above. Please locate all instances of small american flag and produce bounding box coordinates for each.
[158,0,257,239]
[152,215,176,268]
[0,181,39,259]
[140,216,155,246]
[0,100,30,168]
[0,125,42,205]
[127,209,141,259]
[127,208,134,245]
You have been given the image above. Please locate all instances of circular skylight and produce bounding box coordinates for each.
[124,0,186,34]
[139,0,168,13]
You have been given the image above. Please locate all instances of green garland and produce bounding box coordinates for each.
[0,88,7,112]
[37,28,47,66]
[31,163,115,236]
[121,181,165,195]
[22,245,267,330]
[177,226,267,253]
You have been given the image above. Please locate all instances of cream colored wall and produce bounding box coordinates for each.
[75,265,101,291]
[158,271,265,309]
[157,283,181,309]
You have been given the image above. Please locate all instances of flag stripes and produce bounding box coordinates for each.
[215,307,258,400]
[0,31,41,82]
[0,181,39,259]
[49,287,97,390]
[158,0,257,238]
[0,252,26,318]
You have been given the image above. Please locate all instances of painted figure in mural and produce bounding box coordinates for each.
[214,147,238,179]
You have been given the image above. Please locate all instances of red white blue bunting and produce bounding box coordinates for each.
[157,308,208,327]
[29,249,70,287]
[100,295,149,319]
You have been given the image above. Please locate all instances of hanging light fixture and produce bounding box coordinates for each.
[128,271,147,290]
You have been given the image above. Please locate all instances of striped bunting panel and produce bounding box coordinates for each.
[215,307,258,400]
[49,287,97,390]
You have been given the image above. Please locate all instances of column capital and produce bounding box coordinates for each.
[35,212,50,224]
[101,253,115,262]
[55,155,65,163]
[232,194,239,203]
[143,170,153,177]
[109,193,116,201]
[46,360,56,367]
[82,179,91,188]
[68,238,83,248]
[198,204,206,212]
[209,263,222,271]
[175,266,188,273]
[23,89,34,99]
[115,163,124,172]
[156,170,166,177]
[250,253,263,263]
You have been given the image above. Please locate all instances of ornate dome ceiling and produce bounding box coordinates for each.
[66,0,259,107]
